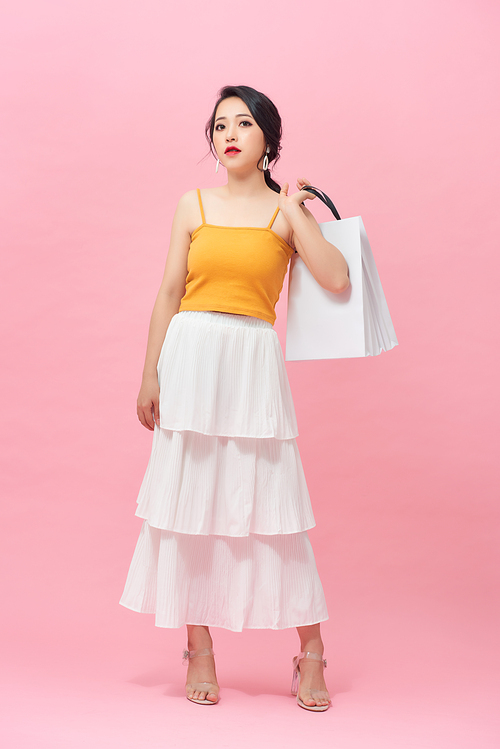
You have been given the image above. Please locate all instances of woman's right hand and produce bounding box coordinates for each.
[137,374,160,431]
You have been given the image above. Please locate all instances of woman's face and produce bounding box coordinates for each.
[212,97,266,173]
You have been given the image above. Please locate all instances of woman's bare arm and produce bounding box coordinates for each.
[136,191,194,430]
[279,179,350,294]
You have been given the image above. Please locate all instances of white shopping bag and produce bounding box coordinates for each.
[285,187,398,361]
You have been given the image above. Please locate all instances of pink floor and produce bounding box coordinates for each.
[2,604,499,748]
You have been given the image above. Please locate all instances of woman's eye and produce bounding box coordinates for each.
[240,121,252,127]
[215,124,225,131]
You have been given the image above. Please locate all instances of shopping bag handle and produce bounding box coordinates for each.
[301,186,342,221]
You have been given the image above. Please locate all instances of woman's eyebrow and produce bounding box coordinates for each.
[215,113,254,122]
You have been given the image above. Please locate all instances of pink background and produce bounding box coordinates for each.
[1,0,499,746]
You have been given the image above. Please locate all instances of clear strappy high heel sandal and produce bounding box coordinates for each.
[291,651,331,711]
[182,647,220,705]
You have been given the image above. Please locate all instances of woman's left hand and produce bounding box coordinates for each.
[278,178,316,216]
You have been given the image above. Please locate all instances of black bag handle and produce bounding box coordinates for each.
[301,186,342,221]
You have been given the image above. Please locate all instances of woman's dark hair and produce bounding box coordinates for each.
[205,85,282,194]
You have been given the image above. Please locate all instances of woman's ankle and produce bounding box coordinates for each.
[187,625,213,652]
[296,624,324,656]
[299,639,324,656]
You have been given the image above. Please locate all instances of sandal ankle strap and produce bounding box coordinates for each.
[182,647,215,663]
[292,651,327,668]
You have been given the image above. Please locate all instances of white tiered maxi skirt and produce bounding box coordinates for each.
[119,311,329,632]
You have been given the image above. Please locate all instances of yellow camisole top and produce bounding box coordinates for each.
[178,189,295,325]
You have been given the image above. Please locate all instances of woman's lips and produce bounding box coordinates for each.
[225,148,241,154]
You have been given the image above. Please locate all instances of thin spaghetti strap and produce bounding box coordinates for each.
[267,205,280,229]
[196,188,206,224]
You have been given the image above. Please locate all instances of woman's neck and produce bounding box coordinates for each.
[224,169,271,198]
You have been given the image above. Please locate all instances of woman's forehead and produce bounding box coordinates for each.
[215,97,252,119]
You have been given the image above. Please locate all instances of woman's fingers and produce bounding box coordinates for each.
[283,179,314,193]
[139,409,154,431]
[137,401,155,431]
[137,378,160,431]
[280,179,315,208]
[138,413,153,431]
[296,177,311,189]
[144,401,155,430]
[297,178,315,197]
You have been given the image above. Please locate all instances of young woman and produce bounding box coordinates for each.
[120,85,350,712]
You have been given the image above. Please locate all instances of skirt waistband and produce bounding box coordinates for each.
[176,310,273,331]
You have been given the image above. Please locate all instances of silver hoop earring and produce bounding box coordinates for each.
[216,158,220,174]
[262,145,270,171]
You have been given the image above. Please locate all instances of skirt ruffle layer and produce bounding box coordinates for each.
[135,427,315,536]
[119,522,329,631]
[157,311,298,439]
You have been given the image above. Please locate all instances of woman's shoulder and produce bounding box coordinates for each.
[176,186,222,211]
[175,188,220,234]
[176,188,198,207]
[178,186,221,200]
